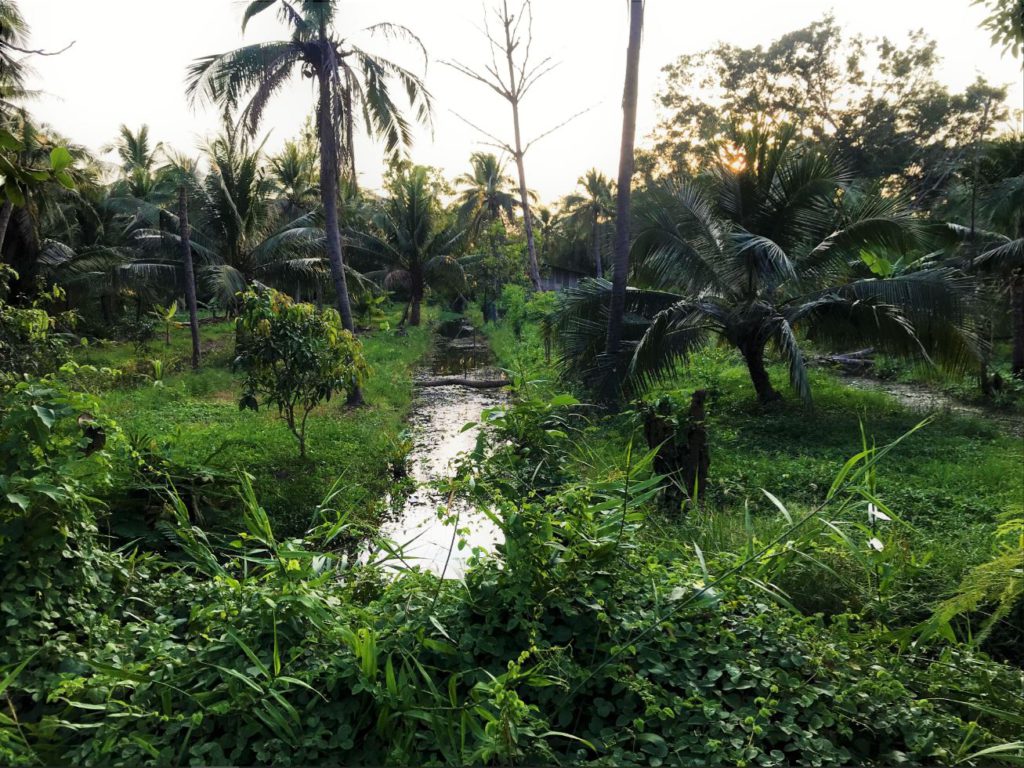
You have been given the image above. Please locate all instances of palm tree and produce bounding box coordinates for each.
[549,125,980,404]
[454,152,523,319]
[269,137,319,221]
[131,124,334,314]
[563,169,615,278]
[345,165,464,326]
[186,0,432,340]
[454,152,518,236]
[103,125,172,203]
[0,0,30,96]
[964,170,1024,378]
[533,204,561,268]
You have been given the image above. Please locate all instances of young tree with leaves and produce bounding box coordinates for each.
[235,287,366,457]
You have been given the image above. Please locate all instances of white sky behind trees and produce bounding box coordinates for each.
[20,0,1024,203]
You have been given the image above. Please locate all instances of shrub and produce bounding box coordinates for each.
[234,287,368,457]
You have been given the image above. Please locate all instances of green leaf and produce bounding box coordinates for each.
[0,130,21,151]
[5,493,30,510]
[549,394,580,407]
[31,405,56,429]
[242,0,276,31]
[55,171,75,190]
[5,183,25,207]
[50,146,73,172]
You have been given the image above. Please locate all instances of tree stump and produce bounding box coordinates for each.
[643,390,711,512]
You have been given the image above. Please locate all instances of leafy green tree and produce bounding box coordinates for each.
[345,165,464,326]
[550,126,980,403]
[234,287,367,457]
[187,0,432,339]
[649,17,1008,207]
[563,169,615,278]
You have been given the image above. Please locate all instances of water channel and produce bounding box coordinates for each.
[378,320,506,577]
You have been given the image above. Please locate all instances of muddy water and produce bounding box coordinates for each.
[843,375,1023,437]
[379,321,506,577]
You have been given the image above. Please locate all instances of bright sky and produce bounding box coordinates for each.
[20,0,1024,203]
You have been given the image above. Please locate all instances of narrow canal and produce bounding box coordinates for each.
[379,320,506,577]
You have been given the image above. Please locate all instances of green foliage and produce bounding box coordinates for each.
[0,267,71,381]
[915,510,1023,657]
[234,287,367,456]
[649,16,1008,201]
[0,129,75,206]
[4,420,1019,766]
[548,125,980,403]
[149,300,178,346]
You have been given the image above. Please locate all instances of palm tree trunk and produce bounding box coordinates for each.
[0,201,13,255]
[741,341,781,404]
[592,211,602,278]
[317,42,362,405]
[605,0,644,364]
[410,294,422,327]
[317,56,356,334]
[410,269,424,326]
[1012,268,1024,379]
[179,186,202,370]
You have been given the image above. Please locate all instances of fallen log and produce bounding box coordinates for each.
[416,377,511,389]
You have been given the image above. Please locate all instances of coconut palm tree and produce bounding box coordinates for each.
[533,204,561,268]
[549,125,981,403]
[0,0,30,96]
[454,152,518,236]
[130,124,336,314]
[186,0,432,341]
[269,137,320,221]
[344,165,464,326]
[563,169,615,278]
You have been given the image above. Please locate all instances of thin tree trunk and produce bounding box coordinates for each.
[1012,268,1024,379]
[741,341,781,404]
[316,41,355,334]
[604,0,645,367]
[409,271,424,326]
[502,4,541,291]
[179,186,202,370]
[316,35,362,405]
[592,211,602,278]
[0,201,13,255]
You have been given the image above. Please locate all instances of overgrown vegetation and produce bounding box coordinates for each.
[1,0,1022,764]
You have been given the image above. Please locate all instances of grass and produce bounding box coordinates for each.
[73,306,435,536]
[485,316,1024,623]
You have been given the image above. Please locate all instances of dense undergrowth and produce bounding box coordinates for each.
[1,299,1022,766]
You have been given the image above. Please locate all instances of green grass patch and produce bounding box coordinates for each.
[487,316,1024,621]
[75,306,435,535]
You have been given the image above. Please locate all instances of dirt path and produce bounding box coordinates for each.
[842,375,1023,438]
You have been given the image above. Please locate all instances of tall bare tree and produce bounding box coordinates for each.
[445,1,586,291]
[604,0,645,368]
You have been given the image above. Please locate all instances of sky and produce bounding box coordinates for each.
[19,0,1024,203]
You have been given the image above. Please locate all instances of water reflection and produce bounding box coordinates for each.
[378,323,505,577]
